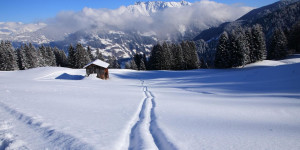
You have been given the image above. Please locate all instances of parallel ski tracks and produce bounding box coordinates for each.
[128,81,177,150]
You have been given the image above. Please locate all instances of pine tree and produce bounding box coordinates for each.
[195,39,211,68]
[95,49,104,61]
[53,47,61,66]
[288,21,300,53]
[53,47,68,67]
[228,30,241,67]
[268,28,288,60]
[107,56,120,69]
[16,46,28,70]
[87,46,95,61]
[252,24,266,61]
[149,43,164,70]
[134,54,142,70]
[23,43,39,69]
[39,45,47,66]
[139,59,146,70]
[0,41,18,71]
[68,44,76,68]
[130,59,138,70]
[214,31,231,68]
[172,43,184,70]
[37,47,46,67]
[161,42,173,70]
[75,43,91,68]
[232,29,250,67]
[0,41,5,70]
[180,41,190,69]
[186,41,200,69]
[245,28,256,63]
[142,54,148,70]
[46,46,56,66]
[59,50,68,67]
[6,41,18,70]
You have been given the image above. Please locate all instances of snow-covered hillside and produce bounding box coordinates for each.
[1,55,299,149]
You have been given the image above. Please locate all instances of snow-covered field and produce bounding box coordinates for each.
[1,55,300,150]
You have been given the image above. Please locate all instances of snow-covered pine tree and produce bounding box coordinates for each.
[67,44,76,68]
[195,39,211,68]
[149,43,164,70]
[0,41,18,71]
[228,30,242,67]
[130,59,138,70]
[46,46,56,66]
[0,41,7,70]
[23,43,38,69]
[245,28,256,63]
[186,41,200,69]
[139,59,146,70]
[37,47,46,67]
[4,41,18,70]
[75,43,91,68]
[236,28,251,67]
[268,28,288,60]
[142,54,148,70]
[111,56,120,69]
[16,45,28,70]
[161,42,173,70]
[180,41,190,70]
[252,24,266,61]
[171,43,184,70]
[53,47,67,67]
[214,31,231,68]
[39,45,47,66]
[59,50,68,67]
[53,47,61,66]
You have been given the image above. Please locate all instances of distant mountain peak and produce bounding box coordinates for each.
[131,1,192,15]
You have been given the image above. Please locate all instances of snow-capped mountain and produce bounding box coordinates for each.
[0,1,251,59]
[127,1,191,16]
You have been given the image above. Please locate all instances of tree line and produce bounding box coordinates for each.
[214,23,299,68]
[0,42,120,71]
[125,41,200,70]
[214,24,266,68]
[1,22,298,71]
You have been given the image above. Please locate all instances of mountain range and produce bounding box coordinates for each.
[0,1,251,60]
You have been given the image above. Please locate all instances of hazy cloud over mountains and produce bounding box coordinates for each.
[43,0,252,38]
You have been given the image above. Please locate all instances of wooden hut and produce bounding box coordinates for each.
[83,59,110,79]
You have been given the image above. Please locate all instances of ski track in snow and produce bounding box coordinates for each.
[128,80,177,150]
[0,101,94,150]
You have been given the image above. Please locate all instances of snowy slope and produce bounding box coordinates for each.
[1,55,300,149]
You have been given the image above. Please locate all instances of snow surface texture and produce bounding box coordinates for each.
[0,55,300,150]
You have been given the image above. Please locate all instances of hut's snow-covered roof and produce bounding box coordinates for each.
[83,59,110,68]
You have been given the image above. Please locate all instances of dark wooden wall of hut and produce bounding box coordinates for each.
[86,64,109,79]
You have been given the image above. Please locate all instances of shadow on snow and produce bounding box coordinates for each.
[114,63,300,98]
[55,73,85,80]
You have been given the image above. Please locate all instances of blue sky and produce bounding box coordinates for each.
[0,0,279,23]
